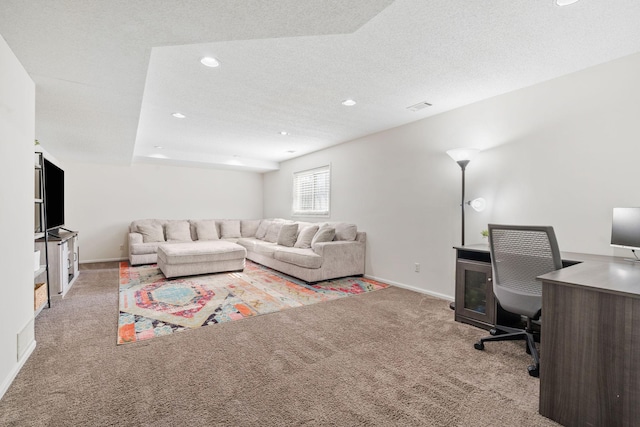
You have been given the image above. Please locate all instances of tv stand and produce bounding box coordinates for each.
[35,229,79,298]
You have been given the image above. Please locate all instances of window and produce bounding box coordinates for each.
[292,165,330,217]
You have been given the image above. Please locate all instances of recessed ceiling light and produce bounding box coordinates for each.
[555,0,579,6]
[280,131,289,136]
[153,145,163,149]
[200,56,220,67]
[172,112,186,119]
[342,99,356,106]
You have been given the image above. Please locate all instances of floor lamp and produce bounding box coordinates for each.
[446,148,480,246]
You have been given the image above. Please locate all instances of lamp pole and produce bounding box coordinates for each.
[446,148,479,246]
[458,159,470,246]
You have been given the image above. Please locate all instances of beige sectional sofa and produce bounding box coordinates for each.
[128,218,366,282]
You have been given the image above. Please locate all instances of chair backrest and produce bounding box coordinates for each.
[488,224,562,320]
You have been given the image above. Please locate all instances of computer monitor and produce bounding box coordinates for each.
[610,207,640,251]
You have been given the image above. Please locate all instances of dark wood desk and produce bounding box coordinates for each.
[537,259,640,427]
[454,246,640,426]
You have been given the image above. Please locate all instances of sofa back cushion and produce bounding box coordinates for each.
[138,223,165,243]
[241,219,262,237]
[264,222,284,243]
[255,220,270,240]
[165,220,192,241]
[276,223,299,247]
[192,220,219,241]
[220,220,241,238]
[311,226,336,248]
[321,222,358,241]
[294,225,319,249]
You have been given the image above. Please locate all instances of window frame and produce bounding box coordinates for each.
[291,165,331,218]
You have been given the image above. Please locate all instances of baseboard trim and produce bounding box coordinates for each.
[79,257,127,264]
[0,339,36,401]
[365,274,453,302]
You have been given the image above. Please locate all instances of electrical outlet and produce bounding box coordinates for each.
[414,263,420,272]
[119,245,124,251]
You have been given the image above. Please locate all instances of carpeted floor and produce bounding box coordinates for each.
[0,262,560,426]
[118,260,389,344]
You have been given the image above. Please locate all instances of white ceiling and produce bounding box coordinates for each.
[2,0,640,172]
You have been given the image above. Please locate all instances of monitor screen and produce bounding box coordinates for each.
[43,158,65,230]
[611,207,640,250]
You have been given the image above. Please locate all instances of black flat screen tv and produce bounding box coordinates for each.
[610,207,640,251]
[43,158,64,230]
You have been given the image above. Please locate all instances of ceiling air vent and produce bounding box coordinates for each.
[406,101,432,112]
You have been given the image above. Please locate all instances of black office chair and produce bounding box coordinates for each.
[474,224,562,377]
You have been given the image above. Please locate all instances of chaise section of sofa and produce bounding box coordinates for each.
[128,218,366,282]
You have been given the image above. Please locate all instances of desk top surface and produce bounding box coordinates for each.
[538,259,640,298]
[454,244,640,298]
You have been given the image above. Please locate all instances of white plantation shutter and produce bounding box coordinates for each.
[292,165,330,217]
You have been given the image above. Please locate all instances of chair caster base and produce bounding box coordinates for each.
[528,365,539,377]
[474,342,484,350]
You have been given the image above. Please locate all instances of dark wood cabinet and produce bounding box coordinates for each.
[454,245,519,330]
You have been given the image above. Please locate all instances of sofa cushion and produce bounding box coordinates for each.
[295,221,314,232]
[277,223,298,247]
[236,237,261,251]
[130,219,165,234]
[138,223,165,243]
[253,241,277,257]
[294,225,319,249]
[321,222,358,241]
[255,220,270,240]
[264,222,284,243]
[158,241,246,264]
[192,220,219,241]
[241,219,262,237]
[311,226,336,248]
[334,223,358,241]
[274,247,323,269]
[165,220,192,241]
[220,220,241,238]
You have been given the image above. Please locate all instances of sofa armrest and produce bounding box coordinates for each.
[312,240,366,275]
[129,232,143,245]
[128,232,143,256]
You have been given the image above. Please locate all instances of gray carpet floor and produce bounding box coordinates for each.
[0,262,560,426]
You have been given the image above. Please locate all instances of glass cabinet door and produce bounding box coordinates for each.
[454,259,496,329]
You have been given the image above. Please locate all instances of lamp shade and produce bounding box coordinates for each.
[446,148,480,163]
[468,197,486,212]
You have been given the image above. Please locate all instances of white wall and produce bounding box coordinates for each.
[0,35,36,398]
[467,52,640,257]
[264,52,640,298]
[64,162,264,262]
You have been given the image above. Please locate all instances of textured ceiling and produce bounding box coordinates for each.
[2,0,640,172]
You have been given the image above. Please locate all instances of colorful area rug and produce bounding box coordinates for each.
[118,260,389,344]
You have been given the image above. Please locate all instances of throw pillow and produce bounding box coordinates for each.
[264,222,284,243]
[276,223,298,247]
[334,223,357,241]
[138,223,165,243]
[255,220,271,240]
[311,226,336,248]
[193,220,219,241]
[220,220,241,238]
[294,225,319,249]
[241,219,262,237]
[165,221,192,241]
